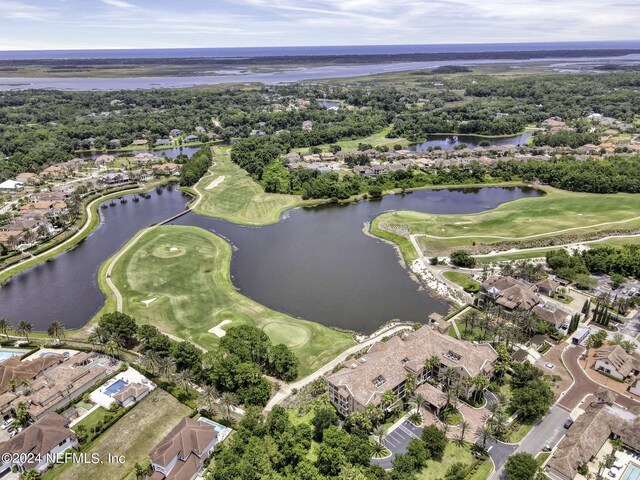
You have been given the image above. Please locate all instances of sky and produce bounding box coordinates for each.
[0,0,638,50]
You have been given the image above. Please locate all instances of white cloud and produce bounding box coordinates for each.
[0,0,57,21]
[101,0,136,9]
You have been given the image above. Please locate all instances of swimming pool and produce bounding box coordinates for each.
[104,379,127,395]
[198,417,227,432]
[0,351,20,363]
[622,463,640,480]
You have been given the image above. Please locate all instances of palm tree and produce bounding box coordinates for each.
[219,391,237,421]
[475,424,495,449]
[104,340,119,358]
[466,309,482,336]
[198,385,219,413]
[610,438,623,457]
[16,320,33,342]
[457,419,470,445]
[371,425,388,446]
[381,390,399,412]
[409,393,427,414]
[424,355,441,381]
[0,318,12,340]
[472,374,489,403]
[47,321,65,341]
[157,357,177,381]
[140,353,160,374]
[175,370,194,392]
[440,366,456,388]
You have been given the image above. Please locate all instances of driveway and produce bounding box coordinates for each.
[484,439,518,473]
[371,420,422,469]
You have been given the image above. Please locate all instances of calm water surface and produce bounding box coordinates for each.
[408,132,532,150]
[0,186,543,333]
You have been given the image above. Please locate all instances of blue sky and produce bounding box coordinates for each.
[0,0,638,50]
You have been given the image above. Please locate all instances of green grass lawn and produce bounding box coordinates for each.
[509,421,534,443]
[416,443,475,479]
[296,126,409,154]
[469,458,494,480]
[443,271,480,291]
[106,225,355,378]
[373,186,640,258]
[189,146,303,225]
[49,389,190,480]
[74,407,111,432]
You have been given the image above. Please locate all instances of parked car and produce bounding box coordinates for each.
[543,445,552,452]
[564,419,574,429]
[1,418,14,430]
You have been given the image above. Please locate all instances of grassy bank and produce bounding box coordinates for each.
[188,146,306,225]
[373,186,640,259]
[100,225,354,377]
[296,126,409,154]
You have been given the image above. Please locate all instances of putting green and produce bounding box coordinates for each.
[263,321,311,349]
[105,225,354,378]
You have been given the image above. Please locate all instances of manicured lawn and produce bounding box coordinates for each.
[107,225,355,378]
[416,443,474,479]
[190,146,303,225]
[374,186,640,258]
[536,452,551,466]
[51,389,190,480]
[509,421,534,443]
[296,127,409,154]
[469,458,494,480]
[443,271,480,291]
[74,407,111,432]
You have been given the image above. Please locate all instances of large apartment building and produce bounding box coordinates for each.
[326,325,498,416]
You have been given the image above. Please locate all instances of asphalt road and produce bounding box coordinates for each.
[491,406,570,479]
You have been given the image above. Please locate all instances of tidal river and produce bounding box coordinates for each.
[0,185,542,334]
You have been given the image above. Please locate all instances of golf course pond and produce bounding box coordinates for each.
[0,184,543,333]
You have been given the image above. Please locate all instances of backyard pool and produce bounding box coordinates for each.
[199,417,227,432]
[104,379,128,395]
[0,350,21,362]
[622,463,640,480]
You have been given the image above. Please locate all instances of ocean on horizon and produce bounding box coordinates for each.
[1,40,640,61]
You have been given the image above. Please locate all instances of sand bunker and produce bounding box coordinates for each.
[206,176,225,190]
[141,297,157,306]
[208,319,232,337]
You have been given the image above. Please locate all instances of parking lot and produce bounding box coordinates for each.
[371,420,422,469]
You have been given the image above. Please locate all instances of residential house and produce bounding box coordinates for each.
[546,395,640,480]
[532,303,573,330]
[536,277,561,297]
[100,173,129,185]
[0,413,78,474]
[155,139,171,146]
[593,345,640,381]
[169,129,182,136]
[113,382,152,407]
[148,417,220,480]
[131,153,157,164]
[302,120,313,131]
[326,325,498,417]
[481,275,541,312]
[0,352,110,420]
[15,172,41,185]
[95,154,115,166]
[184,135,199,143]
[132,139,148,146]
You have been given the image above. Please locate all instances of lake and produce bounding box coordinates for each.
[79,146,201,160]
[0,185,542,334]
[408,132,533,150]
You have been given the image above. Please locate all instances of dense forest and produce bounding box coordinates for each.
[2,72,639,181]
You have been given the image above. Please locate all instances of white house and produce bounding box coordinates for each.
[0,179,24,192]
[594,345,640,381]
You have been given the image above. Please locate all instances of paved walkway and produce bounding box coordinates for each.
[263,323,414,412]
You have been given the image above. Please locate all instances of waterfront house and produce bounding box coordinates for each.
[0,413,78,474]
[184,135,199,143]
[169,129,182,136]
[155,139,171,146]
[481,275,541,311]
[326,325,498,417]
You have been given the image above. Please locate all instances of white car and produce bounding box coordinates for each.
[1,418,14,430]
